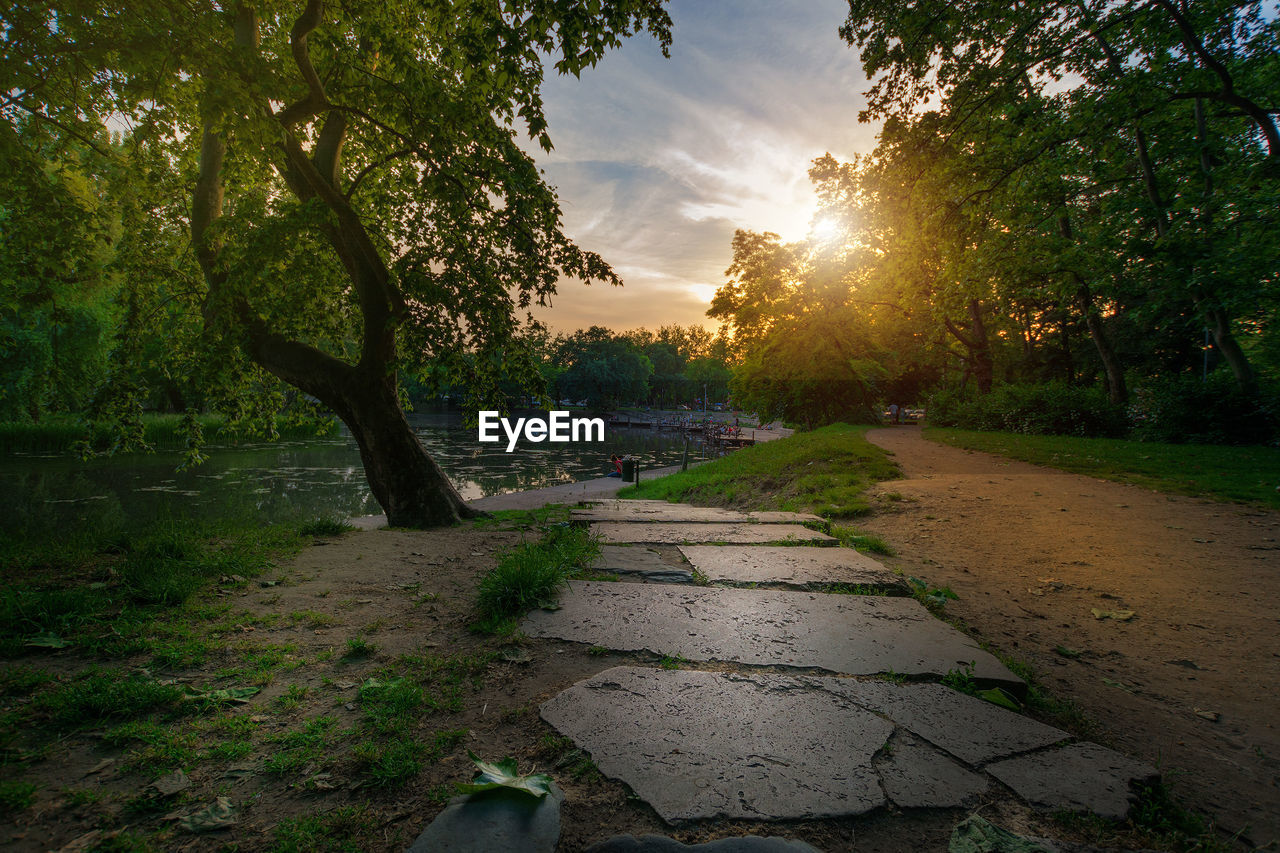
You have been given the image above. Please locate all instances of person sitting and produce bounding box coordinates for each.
[606,454,623,477]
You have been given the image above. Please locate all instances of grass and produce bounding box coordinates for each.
[270,804,377,853]
[298,517,355,537]
[926,427,1280,509]
[0,779,37,813]
[618,423,900,518]
[32,669,186,730]
[0,515,305,658]
[830,525,894,555]
[473,525,600,630]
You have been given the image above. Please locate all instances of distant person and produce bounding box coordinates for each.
[888,403,900,424]
[606,454,622,477]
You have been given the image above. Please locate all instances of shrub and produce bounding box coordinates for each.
[1129,372,1277,446]
[927,383,1128,438]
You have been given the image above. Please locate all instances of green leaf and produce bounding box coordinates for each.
[457,750,553,798]
[977,687,1021,711]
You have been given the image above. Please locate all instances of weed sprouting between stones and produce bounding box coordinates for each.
[473,525,600,631]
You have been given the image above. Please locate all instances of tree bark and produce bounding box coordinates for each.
[943,298,994,393]
[1078,289,1127,404]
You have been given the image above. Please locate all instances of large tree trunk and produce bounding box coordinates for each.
[342,374,479,527]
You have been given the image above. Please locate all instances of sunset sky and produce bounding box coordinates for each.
[529,0,878,334]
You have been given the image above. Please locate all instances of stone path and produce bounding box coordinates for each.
[591,522,836,545]
[524,581,1019,686]
[678,544,907,591]
[572,501,823,525]
[525,498,1157,838]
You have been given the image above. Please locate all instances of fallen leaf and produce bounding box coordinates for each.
[178,797,238,833]
[1091,608,1135,621]
[182,686,260,706]
[149,770,191,797]
[458,751,553,799]
[306,773,339,791]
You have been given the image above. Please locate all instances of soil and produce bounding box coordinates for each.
[859,426,1280,849]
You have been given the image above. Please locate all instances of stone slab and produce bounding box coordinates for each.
[407,783,564,852]
[986,742,1159,819]
[592,546,694,584]
[874,733,989,808]
[829,681,1065,765]
[541,667,892,822]
[590,522,836,546]
[679,545,906,591]
[523,581,1020,686]
[573,502,823,525]
[586,835,823,852]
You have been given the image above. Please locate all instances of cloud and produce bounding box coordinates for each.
[529,0,880,333]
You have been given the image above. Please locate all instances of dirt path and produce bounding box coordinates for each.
[860,427,1280,848]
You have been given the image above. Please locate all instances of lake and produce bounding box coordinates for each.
[0,412,715,539]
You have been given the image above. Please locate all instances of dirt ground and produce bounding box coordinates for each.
[859,426,1280,849]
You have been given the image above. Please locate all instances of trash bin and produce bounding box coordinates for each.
[620,458,637,482]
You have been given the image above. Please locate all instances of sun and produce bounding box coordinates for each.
[809,216,842,243]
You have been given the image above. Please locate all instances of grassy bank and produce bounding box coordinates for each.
[926,427,1280,509]
[0,414,339,456]
[619,423,900,518]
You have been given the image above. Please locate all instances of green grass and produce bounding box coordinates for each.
[926,427,1280,509]
[0,779,37,813]
[473,525,600,629]
[32,669,186,730]
[618,423,900,518]
[0,516,305,658]
[270,804,377,853]
[298,517,355,537]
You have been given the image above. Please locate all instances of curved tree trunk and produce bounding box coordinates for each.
[341,374,480,527]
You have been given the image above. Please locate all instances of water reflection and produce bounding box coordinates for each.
[0,418,714,538]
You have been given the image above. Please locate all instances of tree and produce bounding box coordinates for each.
[6,0,672,526]
[839,0,1279,396]
[0,126,117,421]
[556,327,653,409]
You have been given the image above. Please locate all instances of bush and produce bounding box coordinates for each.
[1129,372,1277,446]
[927,383,1128,438]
